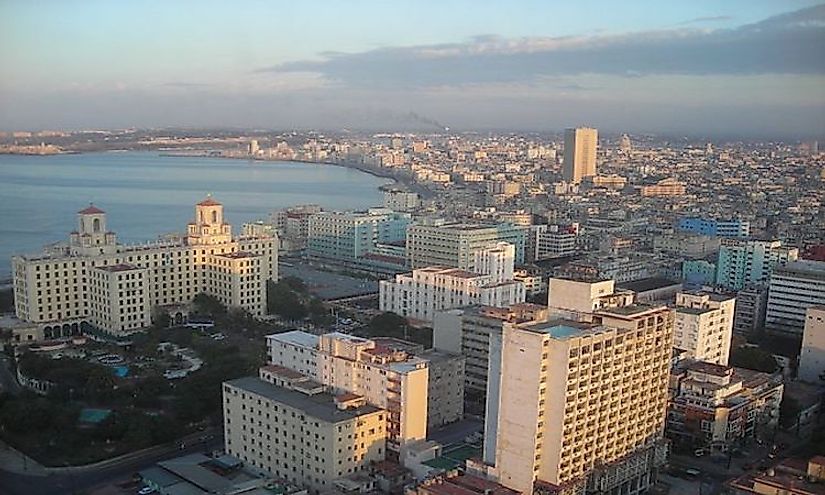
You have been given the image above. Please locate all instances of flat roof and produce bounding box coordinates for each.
[226,376,382,424]
[618,277,681,293]
[519,319,598,339]
[267,330,319,349]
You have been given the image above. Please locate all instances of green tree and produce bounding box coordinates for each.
[151,306,171,329]
[729,347,778,373]
[192,293,227,317]
[267,280,308,320]
[366,312,408,339]
[779,395,801,429]
[308,298,333,326]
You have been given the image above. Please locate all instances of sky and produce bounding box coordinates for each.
[1,0,824,137]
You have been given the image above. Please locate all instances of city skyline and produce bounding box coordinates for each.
[1,1,824,137]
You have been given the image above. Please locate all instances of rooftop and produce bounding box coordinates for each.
[267,331,319,350]
[618,277,681,293]
[519,319,597,339]
[197,196,222,206]
[78,204,105,215]
[225,376,382,424]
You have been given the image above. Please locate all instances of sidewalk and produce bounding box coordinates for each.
[0,439,48,477]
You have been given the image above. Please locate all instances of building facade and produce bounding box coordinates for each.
[379,266,525,323]
[223,375,386,492]
[799,306,825,384]
[677,217,750,238]
[307,208,410,263]
[667,360,783,454]
[406,221,527,270]
[480,304,673,495]
[765,260,825,335]
[265,331,428,458]
[562,127,598,184]
[715,239,798,291]
[12,198,277,336]
[433,304,549,404]
[673,291,735,365]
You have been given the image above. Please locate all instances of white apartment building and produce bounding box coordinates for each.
[766,260,825,335]
[265,331,428,459]
[673,291,735,365]
[380,267,525,323]
[406,221,527,270]
[12,197,277,336]
[478,304,672,494]
[223,374,386,492]
[799,306,825,383]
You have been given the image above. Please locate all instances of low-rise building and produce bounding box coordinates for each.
[223,375,386,491]
[266,331,428,458]
[667,360,783,454]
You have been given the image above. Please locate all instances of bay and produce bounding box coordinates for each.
[0,151,391,277]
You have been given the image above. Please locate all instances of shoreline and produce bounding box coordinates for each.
[157,151,435,199]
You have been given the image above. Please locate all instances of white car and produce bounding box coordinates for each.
[138,487,156,495]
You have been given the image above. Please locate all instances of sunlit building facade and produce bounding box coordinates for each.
[12,197,277,336]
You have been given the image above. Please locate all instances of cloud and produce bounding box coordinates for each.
[677,15,733,25]
[257,5,825,88]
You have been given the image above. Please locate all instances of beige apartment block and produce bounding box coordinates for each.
[673,291,735,365]
[480,304,672,495]
[266,331,428,459]
[406,221,526,270]
[12,197,277,337]
[223,375,386,492]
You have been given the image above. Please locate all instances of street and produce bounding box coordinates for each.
[0,435,223,495]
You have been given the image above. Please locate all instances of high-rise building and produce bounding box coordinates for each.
[432,304,549,406]
[406,221,527,270]
[223,372,386,489]
[562,127,598,183]
[477,304,672,494]
[265,331,428,459]
[765,260,825,335]
[12,197,277,336]
[799,306,825,383]
[715,239,798,291]
[248,139,259,156]
[673,291,735,365]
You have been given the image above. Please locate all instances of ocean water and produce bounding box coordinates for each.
[0,152,391,277]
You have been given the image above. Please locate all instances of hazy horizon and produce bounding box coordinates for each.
[2,0,824,138]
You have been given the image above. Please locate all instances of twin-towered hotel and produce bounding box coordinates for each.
[12,196,277,337]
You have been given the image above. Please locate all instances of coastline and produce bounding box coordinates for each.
[157,151,435,199]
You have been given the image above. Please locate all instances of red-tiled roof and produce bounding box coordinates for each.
[78,204,105,214]
[197,196,221,206]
